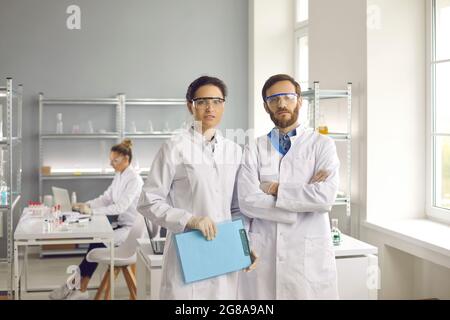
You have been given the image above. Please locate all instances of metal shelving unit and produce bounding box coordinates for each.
[122,97,185,140]
[302,81,352,217]
[0,78,23,299]
[38,93,123,197]
[38,95,185,194]
[37,94,184,256]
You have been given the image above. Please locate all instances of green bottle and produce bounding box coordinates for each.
[331,219,341,246]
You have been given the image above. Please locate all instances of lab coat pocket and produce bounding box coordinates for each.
[304,236,336,283]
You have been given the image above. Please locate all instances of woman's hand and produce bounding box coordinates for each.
[186,216,218,240]
[72,202,92,215]
[244,249,259,272]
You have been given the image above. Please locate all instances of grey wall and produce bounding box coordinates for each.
[0,0,248,256]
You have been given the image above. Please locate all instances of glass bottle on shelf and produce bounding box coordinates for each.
[147,120,154,133]
[87,121,94,134]
[163,121,170,133]
[0,172,8,205]
[130,121,137,134]
[331,218,342,246]
[318,112,328,135]
[71,192,77,206]
[56,113,64,134]
[100,141,107,173]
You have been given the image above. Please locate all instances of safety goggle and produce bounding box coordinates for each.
[192,97,226,109]
[265,93,298,108]
[110,156,124,165]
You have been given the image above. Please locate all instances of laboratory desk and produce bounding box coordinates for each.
[13,210,115,300]
[136,238,163,300]
[136,234,379,300]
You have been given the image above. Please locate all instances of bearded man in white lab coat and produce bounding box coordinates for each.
[237,74,340,300]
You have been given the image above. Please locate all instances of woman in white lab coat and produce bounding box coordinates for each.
[50,139,144,300]
[137,76,256,300]
[237,74,339,300]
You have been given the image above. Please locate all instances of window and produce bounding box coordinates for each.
[294,0,309,126]
[295,0,308,24]
[429,0,450,220]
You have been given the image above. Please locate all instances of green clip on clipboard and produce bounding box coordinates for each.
[174,219,251,283]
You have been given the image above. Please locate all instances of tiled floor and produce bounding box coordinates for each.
[0,251,132,300]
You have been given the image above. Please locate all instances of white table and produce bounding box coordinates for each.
[136,238,163,300]
[13,211,115,300]
[334,234,379,299]
[136,234,379,300]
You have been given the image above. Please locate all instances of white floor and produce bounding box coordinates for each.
[0,250,132,300]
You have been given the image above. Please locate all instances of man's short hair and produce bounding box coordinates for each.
[186,76,228,102]
[261,74,301,102]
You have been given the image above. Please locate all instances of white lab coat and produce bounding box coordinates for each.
[137,128,242,299]
[237,125,339,300]
[87,166,144,246]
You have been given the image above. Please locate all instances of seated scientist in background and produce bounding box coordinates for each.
[49,138,144,300]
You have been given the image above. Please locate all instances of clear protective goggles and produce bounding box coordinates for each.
[192,97,225,110]
[110,156,124,165]
[265,93,298,108]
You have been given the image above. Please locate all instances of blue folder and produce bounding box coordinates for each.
[174,219,251,283]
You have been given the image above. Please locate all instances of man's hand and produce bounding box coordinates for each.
[309,170,330,184]
[260,182,279,196]
[186,216,217,240]
[244,249,259,272]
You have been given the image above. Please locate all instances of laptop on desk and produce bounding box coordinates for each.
[52,187,72,212]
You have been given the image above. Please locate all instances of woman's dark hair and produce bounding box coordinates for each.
[111,138,133,163]
[186,76,228,102]
[261,74,301,102]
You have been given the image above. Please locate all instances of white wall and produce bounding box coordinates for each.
[366,0,426,222]
[307,0,450,299]
[0,0,249,257]
[309,0,367,236]
[249,0,294,138]
[363,0,450,299]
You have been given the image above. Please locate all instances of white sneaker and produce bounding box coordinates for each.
[66,290,90,300]
[49,284,73,300]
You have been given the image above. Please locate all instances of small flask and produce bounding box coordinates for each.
[130,121,137,134]
[318,112,328,135]
[163,121,170,133]
[147,120,154,133]
[331,218,341,246]
[71,192,77,206]
[87,121,94,134]
[56,113,64,134]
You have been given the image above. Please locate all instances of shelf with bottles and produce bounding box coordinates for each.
[40,97,119,106]
[0,194,21,210]
[41,166,115,179]
[0,137,21,145]
[124,97,189,143]
[125,117,187,139]
[41,133,120,139]
[124,132,177,139]
[302,89,349,100]
[304,82,352,223]
[40,168,150,180]
[41,173,115,180]
[125,98,185,106]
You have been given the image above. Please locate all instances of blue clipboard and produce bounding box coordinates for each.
[174,219,251,284]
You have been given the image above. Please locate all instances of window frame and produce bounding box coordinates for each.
[294,0,309,88]
[426,0,450,223]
